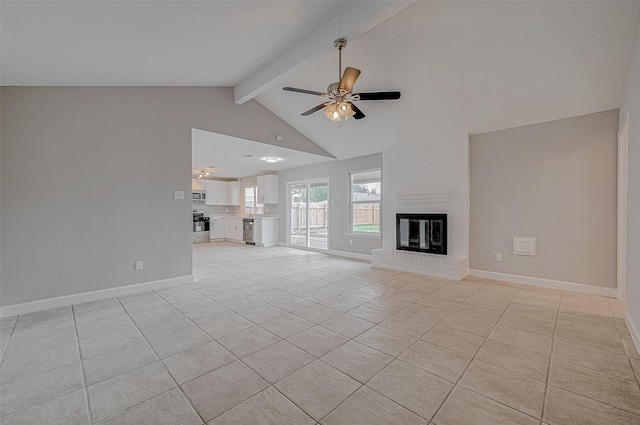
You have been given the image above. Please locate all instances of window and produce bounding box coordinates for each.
[349,169,381,235]
[244,187,263,214]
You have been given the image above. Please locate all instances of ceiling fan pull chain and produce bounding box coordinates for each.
[339,45,342,82]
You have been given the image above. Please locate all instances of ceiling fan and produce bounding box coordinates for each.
[283,38,401,122]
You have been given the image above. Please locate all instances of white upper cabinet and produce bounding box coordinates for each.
[228,181,241,206]
[192,179,205,191]
[257,174,279,204]
[205,180,229,205]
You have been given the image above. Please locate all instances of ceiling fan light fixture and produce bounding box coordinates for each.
[338,101,355,119]
[323,103,342,122]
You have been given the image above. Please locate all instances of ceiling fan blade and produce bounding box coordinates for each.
[338,67,361,93]
[283,87,327,97]
[350,103,366,120]
[301,103,328,116]
[355,91,401,101]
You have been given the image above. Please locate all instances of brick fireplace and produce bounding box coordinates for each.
[372,137,470,280]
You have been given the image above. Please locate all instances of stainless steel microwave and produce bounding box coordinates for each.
[192,192,206,200]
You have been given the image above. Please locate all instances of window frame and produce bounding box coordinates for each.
[348,168,382,238]
[244,186,263,214]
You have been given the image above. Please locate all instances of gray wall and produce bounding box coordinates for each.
[1,86,326,306]
[274,154,383,256]
[470,109,619,288]
[620,11,640,339]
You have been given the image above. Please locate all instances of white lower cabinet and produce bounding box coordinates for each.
[225,218,243,242]
[208,216,277,244]
[254,218,279,247]
[210,217,225,240]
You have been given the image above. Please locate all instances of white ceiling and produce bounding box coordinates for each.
[257,1,640,159]
[3,1,638,162]
[191,128,332,179]
[0,1,350,85]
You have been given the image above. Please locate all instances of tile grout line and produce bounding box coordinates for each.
[479,292,640,420]
[73,296,204,424]
[540,296,560,424]
[0,310,92,421]
[609,300,640,389]
[0,317,18,364]
[125,291,213,425]
[193,246,640,421]
[71,305,95,424]
[4,245,633,424]
[426,284,544,423]
[151,286,303,423]
[312,280,491,423]
[185,265,409,423]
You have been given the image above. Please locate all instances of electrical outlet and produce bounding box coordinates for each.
[331,200,334,206]
[496,253,503,262]
[226,208,229,213]
[135,260,143,270]
[349,239,353,245]
[173,190,184,200]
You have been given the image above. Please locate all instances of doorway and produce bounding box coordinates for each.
[288,179,329,250]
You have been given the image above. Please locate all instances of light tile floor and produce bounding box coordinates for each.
[1,242,639,424]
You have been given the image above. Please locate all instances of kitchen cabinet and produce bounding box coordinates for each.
[205,180,229,205]
[225,218,243,242]
[210,217,226,240]
[205,180,240,206]
[228,181,241,206]
[254,218,279,247]
[257,174,279,204]
[192,179,205,191]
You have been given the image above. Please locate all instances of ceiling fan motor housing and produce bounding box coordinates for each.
[327,82,340,94]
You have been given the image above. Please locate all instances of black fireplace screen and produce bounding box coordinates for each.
[396,213,447,255]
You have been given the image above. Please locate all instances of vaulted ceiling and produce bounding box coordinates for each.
[2,1,638,161]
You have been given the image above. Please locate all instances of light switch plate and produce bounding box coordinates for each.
[513,237,536,256]
[174,190,184,200]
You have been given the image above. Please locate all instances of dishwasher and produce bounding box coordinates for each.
[243,218,255,245]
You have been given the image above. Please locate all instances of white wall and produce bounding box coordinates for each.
[619,11,640,346]
[0,87,324,307]
[470,110,619,288]
[273,154,383,256]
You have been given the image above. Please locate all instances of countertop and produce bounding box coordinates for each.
[206,214,279,220]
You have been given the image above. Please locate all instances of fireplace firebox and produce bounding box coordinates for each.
[396,214,447,255]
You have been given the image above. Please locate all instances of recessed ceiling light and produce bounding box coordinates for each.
[243,154,253,157]
[264,156,280,163]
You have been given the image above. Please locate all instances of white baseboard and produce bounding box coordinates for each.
[0,275,194,318]
[627,312,640,356]
[469,269,617,298]
[327,249,372,262]
[275,242,372,262]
